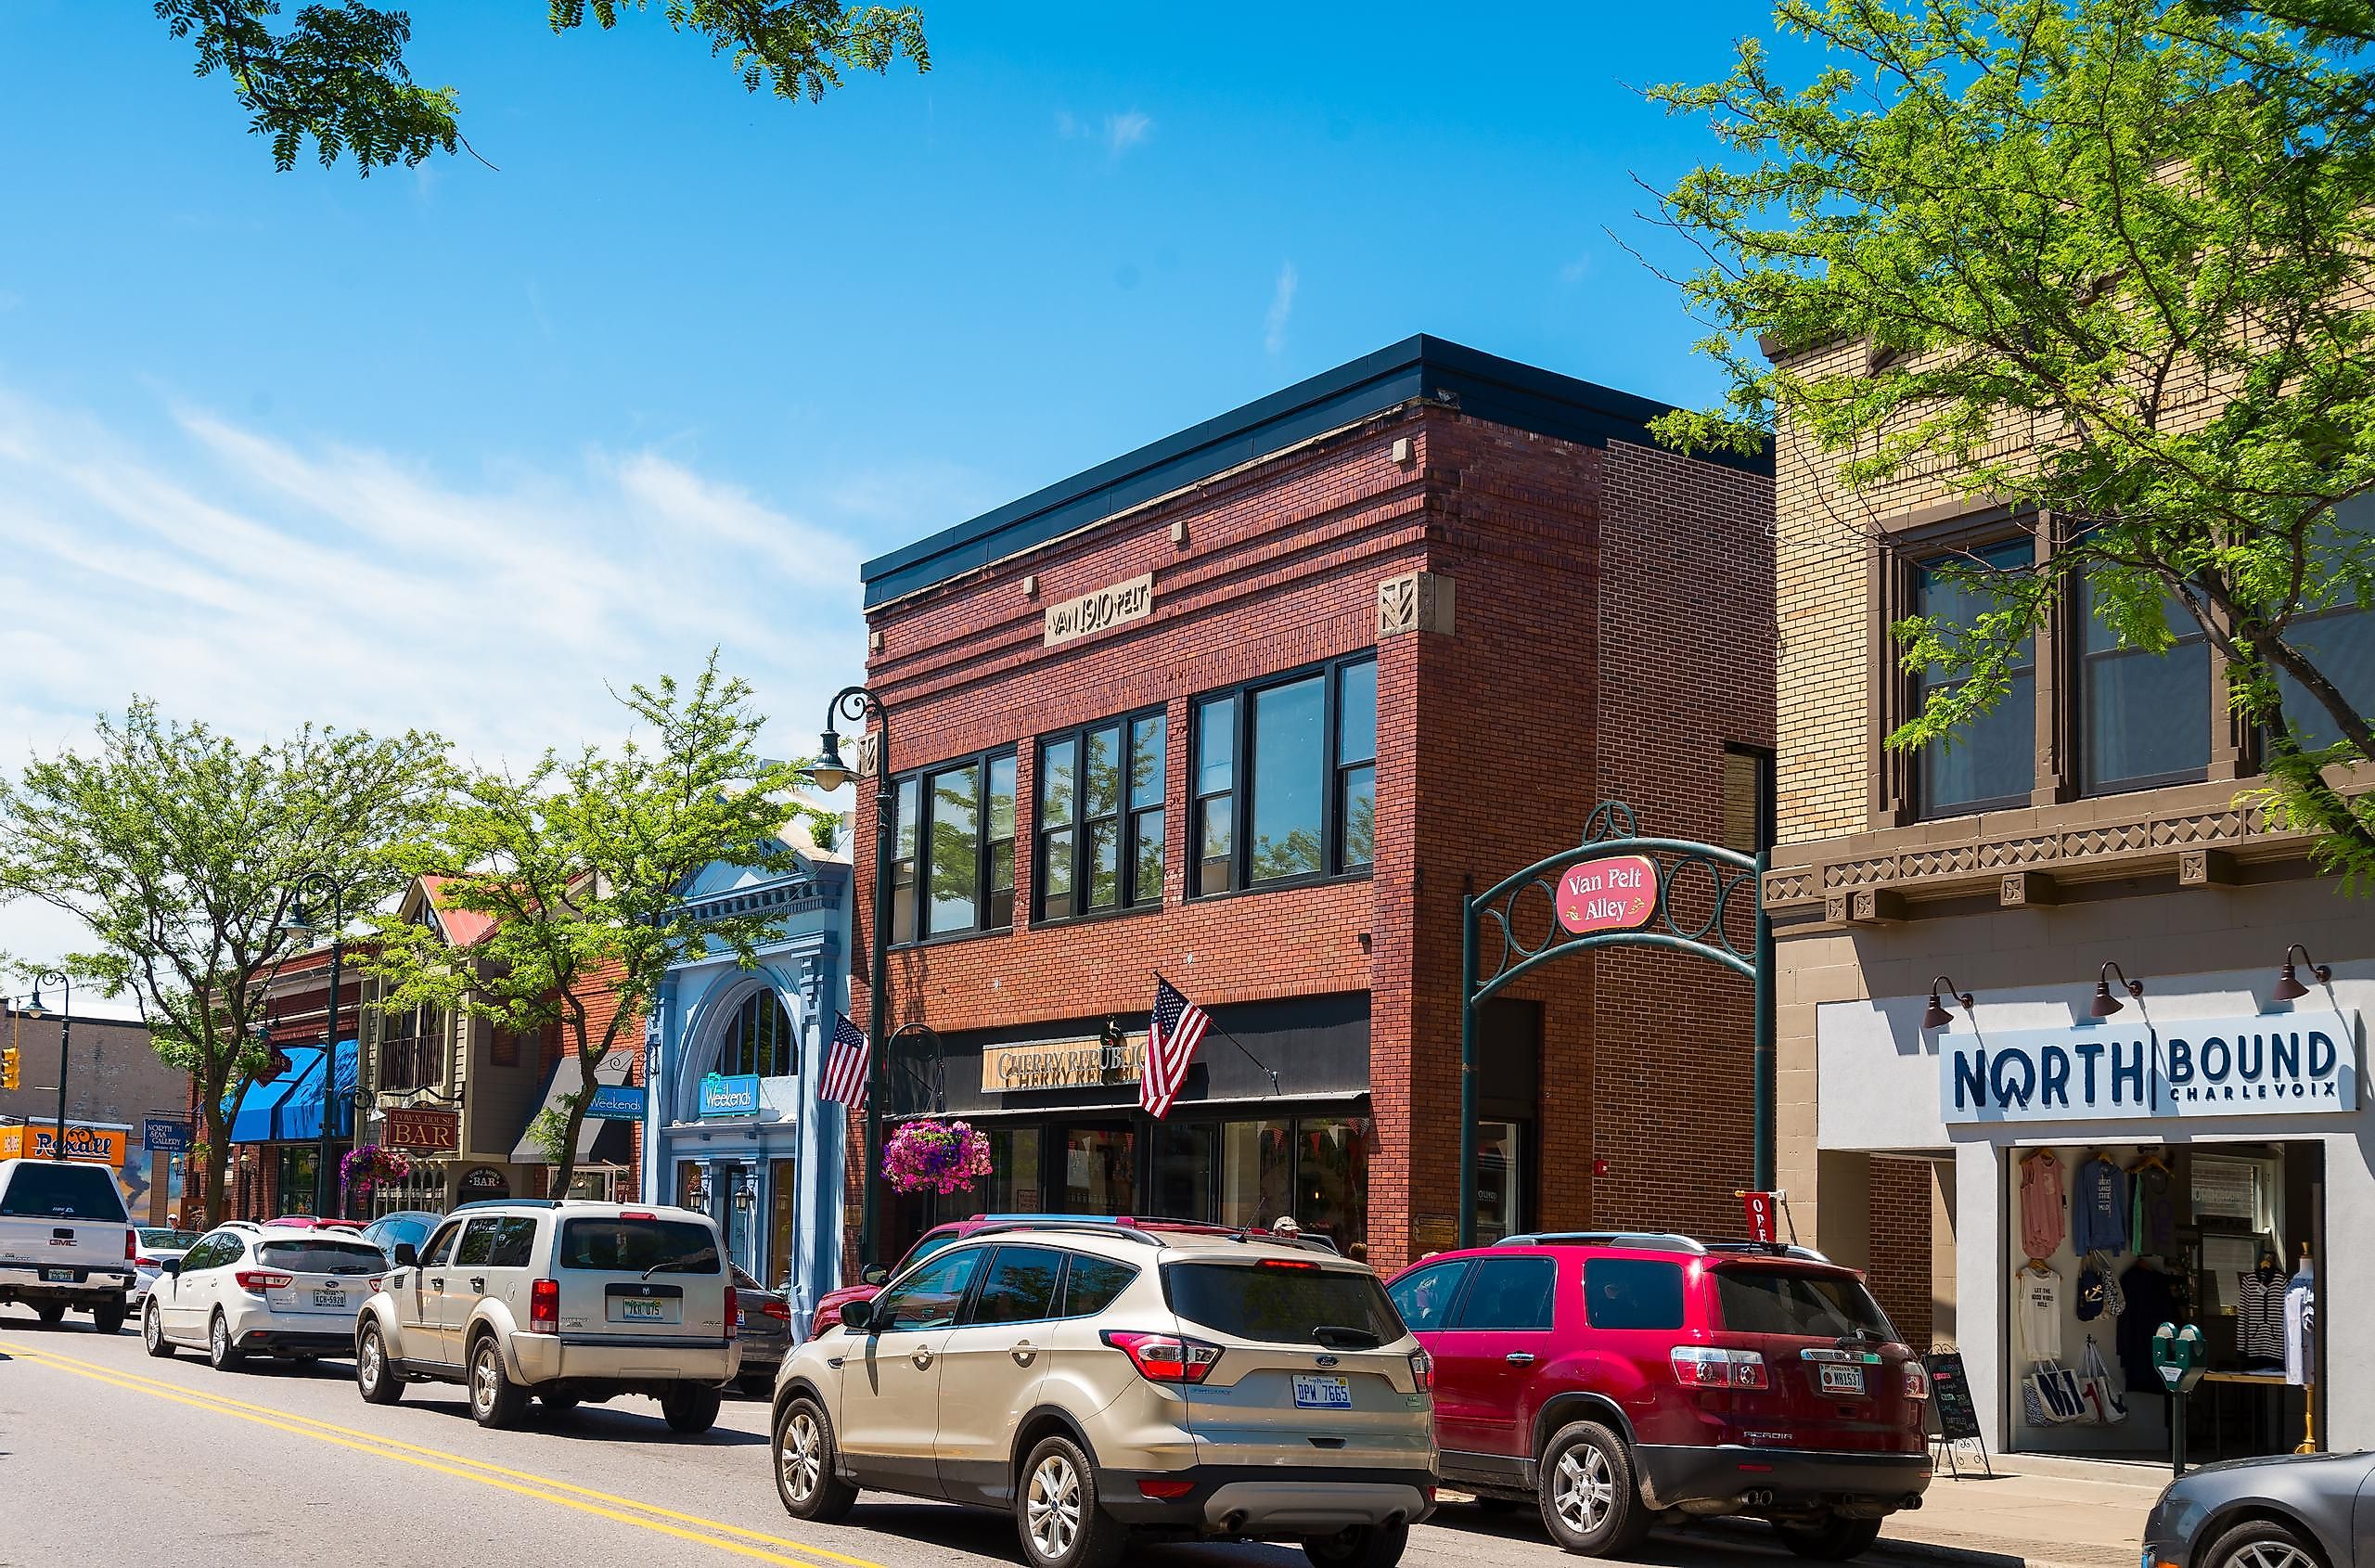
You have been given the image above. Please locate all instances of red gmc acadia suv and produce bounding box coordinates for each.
[1386,1232,1931,1561]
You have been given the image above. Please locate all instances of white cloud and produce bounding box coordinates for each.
[0,381,880,1003]
[1264,262,1299,355]
[1560,254,1592,285]
[1103,111,1152,157]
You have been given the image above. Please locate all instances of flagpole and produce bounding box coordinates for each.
[1151,972,1279,1095]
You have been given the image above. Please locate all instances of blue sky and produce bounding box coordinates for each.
[0,0,1778,985]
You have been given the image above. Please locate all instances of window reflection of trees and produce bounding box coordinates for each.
[721,991,796,1078]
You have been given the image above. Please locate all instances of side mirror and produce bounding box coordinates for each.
[159,1257,181,1278]
[859,1263,890,1287]
[840,1298,876,1333]
[393,1243,418,1269]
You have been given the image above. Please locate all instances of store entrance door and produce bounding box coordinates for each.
[1052,1123,1137,1215]
[714,1160,751,1273]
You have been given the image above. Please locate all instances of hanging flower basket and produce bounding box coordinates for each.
[880,1120,992,1195]
[340,1144,413,1197]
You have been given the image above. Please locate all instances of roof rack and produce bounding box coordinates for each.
[1703,1240,1833,1264]
[448,1198,563,1213]
[1495,1231,1710,1255]
[961,1219,1173,1249]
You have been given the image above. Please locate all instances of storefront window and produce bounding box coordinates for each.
[1055,1125,1136,1214]
[986,1127,1041,1212]
[676,1160,704,1211]
[765,1157,794,1291]
[1151,1122,1216,1222]
[1296,1117,1371,1257]
[276,1149,320,1216]
[1220,1120,1291,1229]
[1473,1120,1523,1244]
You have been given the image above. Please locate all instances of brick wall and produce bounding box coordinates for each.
[848,401,1772,1278]
[1867,1156,1937,1351]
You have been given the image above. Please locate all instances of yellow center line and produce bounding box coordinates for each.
[2,1337,886,1568]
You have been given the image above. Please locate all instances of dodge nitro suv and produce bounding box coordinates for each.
[1387,1232,1929,1560]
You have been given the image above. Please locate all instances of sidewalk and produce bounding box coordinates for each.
[1869,1452,2164,1568]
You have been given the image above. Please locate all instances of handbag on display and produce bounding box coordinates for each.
[2079,1336,2128,1425]
[2022,1359,2086,1426]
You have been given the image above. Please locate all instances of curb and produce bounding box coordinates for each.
[1696,1513,2128,1568]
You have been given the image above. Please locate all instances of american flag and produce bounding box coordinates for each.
[822,1013,870,1106]
[1142,975,1211,1119]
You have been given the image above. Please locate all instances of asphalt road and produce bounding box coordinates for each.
[0,1308,1833,1568]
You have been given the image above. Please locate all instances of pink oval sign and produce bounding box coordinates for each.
[1556,854,1659,935]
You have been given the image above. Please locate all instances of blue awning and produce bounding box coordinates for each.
[227,1040,357,1144]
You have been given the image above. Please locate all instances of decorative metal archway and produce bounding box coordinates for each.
[1457,800,1774,1247]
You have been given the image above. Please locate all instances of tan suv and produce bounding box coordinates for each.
[770,1223,1436,1568]
[353,1199,739,1433]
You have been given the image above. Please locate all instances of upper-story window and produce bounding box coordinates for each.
[2275,495,2375,752]
[1037,710,1166,921]
[721,991,797,1077]
[888,750,1017,945]
[1191,654,1378,895]
[2078,573,2209,795]
[1914,540,2036,817]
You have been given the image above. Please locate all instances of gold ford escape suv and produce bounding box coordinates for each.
[353,1199,738,1433]
[770,1222,1437,1568]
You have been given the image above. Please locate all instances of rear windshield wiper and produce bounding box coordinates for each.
[1312,1324,1382,1350]
[641,1258,710,1280]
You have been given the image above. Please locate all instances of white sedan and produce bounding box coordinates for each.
[128,1227,200,1306]
[141,1226,384,1369]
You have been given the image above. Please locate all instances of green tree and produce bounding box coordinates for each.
[154,0,930,174]
[365,654,825,1194]
[0,700,445,1223]
[1646,0,2375,879]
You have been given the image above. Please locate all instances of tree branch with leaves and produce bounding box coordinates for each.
[1644,0,2375,880]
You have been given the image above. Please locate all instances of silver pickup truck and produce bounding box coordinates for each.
[0,1157,138,1332]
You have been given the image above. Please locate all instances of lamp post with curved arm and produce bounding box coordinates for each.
[278,871,355,1218]
[20,970,71,1157]
[808,685,892,1268]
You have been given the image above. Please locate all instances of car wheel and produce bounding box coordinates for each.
[1303,1522,1412,1568]
[2202,1520,2324,1568]
[33,1304,65,1329]
[208,1311,245,1371]
[774,1395,859,1523]
[143,1302,175,1358]
[661,1383,723,1434]
[1775,1515,1884,1561]
[469,1335,527,1429]
[1016,1433,1124,1568]
[356,1322,404,1405]
[1538,1420,1652,1556]
[91,1303,126,1336]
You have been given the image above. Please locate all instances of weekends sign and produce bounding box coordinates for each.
[1938,1010,2360,1124]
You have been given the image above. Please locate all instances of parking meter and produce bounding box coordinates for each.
[2152,1324,2208,1475]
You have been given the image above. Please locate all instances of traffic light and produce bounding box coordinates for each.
[1,1047,18,1091]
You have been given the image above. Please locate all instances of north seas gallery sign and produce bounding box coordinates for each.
[1937,1010,2360,1125]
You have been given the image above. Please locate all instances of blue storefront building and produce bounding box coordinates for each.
[642,832,850,1330]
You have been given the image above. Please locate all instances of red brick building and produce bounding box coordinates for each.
[849,337,1774,1275]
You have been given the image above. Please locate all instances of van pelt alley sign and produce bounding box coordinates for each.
[1938,1010,2360,1124]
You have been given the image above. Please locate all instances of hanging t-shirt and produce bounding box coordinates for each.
[2237,1269,2286,1367]
[2020,1153,2066,1260]
[2017,1266,2063,1362]
[2129,1163,2178,1255]
[2072,1157,2128,1255]
[2284,1269,2315,1386]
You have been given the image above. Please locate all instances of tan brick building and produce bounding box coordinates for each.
[1765,340,2375,1457]
[846,336,1774,1277]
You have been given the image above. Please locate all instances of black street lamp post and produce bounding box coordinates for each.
[21,970,72,1157]
[279,872,353,1218]
[807,685,892,1267]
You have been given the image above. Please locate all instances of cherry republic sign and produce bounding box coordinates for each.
[1555,854,1659,936]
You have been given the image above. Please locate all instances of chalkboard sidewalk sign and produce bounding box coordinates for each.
[1923,1351,1994,1477]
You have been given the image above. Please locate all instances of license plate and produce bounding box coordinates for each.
[42,1268,73,1282]
[1293,1374,1352,1409]
[1819,1365,1866,1394]
[312,1290,345,1308]
[619,1298,664,1320]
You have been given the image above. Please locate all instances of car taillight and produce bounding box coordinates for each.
[619,1211,656,1221]
[1672,1346,1769,1390]
[761,1300,791,1321]
[367,1277,384,1293]
[531,1278,559,1335]
[1101,1330,1224,1383]
[135,1256,159,1268]
[1137,1479,1196,1500]
[725,1285,739,1341]
[1902,1361,1930,1400]
[1408,1346,1434,1392]
[1256,1257,1320,1269]
[235,1270,293,1293]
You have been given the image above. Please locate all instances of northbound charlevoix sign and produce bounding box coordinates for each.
[1938,1009,2361,1124]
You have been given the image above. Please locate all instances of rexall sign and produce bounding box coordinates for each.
[1938,1010,2360,1125]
